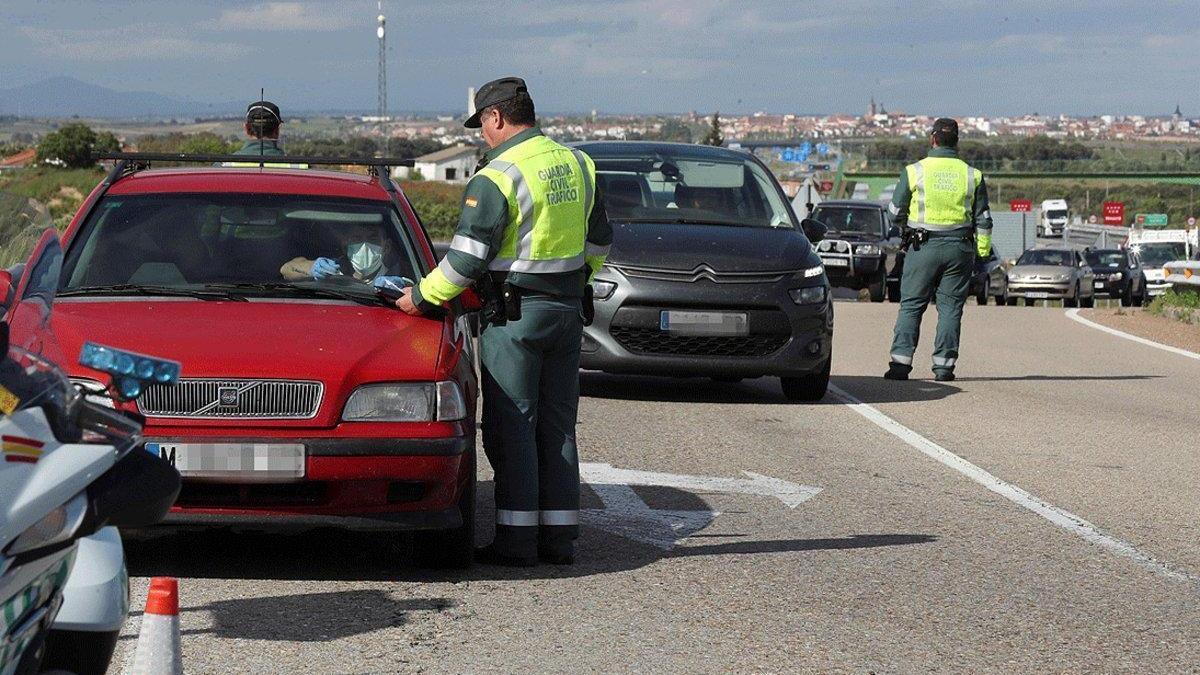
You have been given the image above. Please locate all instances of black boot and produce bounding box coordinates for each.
[474,543,538,567]
[933,369,955,382]
[884,362,911,381]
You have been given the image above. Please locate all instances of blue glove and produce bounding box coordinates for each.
[311,257,341,280]
[372,276,414,292]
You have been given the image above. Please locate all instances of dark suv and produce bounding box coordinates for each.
[808,200,902,302]
[1085,248,1147,306]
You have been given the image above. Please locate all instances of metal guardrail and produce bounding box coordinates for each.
[1164,261,1200,288]
[1062,223,1131,249]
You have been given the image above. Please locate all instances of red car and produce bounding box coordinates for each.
[50,159,479,567]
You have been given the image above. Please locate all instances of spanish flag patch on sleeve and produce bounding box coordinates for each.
[464,197,478,208]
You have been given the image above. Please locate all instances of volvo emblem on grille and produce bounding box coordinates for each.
[217,387,239,407]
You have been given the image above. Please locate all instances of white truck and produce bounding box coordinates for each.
[1127,228,1199,297]
[1038,199,1069,238]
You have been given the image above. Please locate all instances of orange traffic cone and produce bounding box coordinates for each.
[124,577,183,675]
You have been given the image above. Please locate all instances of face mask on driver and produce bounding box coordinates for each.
[347,242,384,277]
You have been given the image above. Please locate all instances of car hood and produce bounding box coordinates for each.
[51,298,450,386]
[606,221,815,272]
[1011,265,1073,277]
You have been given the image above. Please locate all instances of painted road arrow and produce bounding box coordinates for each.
[578,463,822,550]
[579,463,821,508]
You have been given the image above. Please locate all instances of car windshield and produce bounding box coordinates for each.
[1085,251,1125,267]
[1133,242,1187,267]
[810,206,882,236]
[589,147,795,228]
[1017,249,1073,267]
[61,193,420,299]
[1046,209,1068,220]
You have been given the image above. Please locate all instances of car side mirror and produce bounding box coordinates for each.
[0,270,11,316]
[888,225,901,239]
[800,218,827,243]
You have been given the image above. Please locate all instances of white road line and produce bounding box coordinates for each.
[827,383,1198,584]
[1066,308,1200,361]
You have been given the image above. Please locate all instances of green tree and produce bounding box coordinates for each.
[36,123,119,168]
[701,112,724,146]
[653,119,694,143]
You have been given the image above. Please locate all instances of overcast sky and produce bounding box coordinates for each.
[1,0,1197,116]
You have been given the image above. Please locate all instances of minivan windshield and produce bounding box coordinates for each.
[1017,249,1074,267]
[810,206,884,236]
[586,146,796,229]
[60,194,420,300]
[1133,242,1187,267]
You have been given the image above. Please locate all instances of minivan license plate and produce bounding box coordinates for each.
[146,442,305,482]
[660,311,748,336]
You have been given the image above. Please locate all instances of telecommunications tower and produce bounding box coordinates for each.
[376,1,387,120]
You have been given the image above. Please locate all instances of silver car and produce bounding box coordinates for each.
[1006,248,1096,307]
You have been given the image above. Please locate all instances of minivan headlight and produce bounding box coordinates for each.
[343,382,466,422]
[789,286,827,305]
[854,244,881,256]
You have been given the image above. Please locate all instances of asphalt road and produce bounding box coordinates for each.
[110,302,1200,674]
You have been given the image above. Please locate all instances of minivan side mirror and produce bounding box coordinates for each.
[888,225,901,239]
[800,218,827,243]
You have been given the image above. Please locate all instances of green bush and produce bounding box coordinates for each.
[400,181,464,241]
[36,123,119,168]
[1147,288,1200,323]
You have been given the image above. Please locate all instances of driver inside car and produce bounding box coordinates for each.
[279,220,411,290]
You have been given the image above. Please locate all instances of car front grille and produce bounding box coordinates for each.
[610,327,789,358]
[138,379,323,419]
[611,264,792,284]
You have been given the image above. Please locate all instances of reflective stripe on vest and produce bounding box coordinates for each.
[477,135,596,274]
[905,157,981,229]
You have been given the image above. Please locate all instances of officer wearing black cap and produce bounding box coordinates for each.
[885,117,993,382]
[235,100,286,156]
[397,77,611,567]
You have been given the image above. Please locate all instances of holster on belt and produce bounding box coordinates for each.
[479,272,521,326]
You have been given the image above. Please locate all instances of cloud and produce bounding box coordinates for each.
[213,2,358,32]
[20,26,252,61]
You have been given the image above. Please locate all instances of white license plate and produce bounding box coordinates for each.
[147,442,305,482]
[1026,292,1050,299]
[821,257,849,267]
[660,310,748,336]
[1094,281,1105,288]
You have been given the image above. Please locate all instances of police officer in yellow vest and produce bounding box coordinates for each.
[885,118,993,382]
[397,77,611,566]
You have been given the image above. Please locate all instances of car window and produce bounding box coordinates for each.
[1017,249,1072,267]
[810,207,883,237]
[1085,251,1126,267]
[591,149,795,229]
[61,193,419,297]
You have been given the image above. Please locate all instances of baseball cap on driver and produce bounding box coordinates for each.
[931,117,958,136]
[246,100,282,124]
[464,77,529,128]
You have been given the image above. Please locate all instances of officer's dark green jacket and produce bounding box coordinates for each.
[412,127,611,310]
[233,139,286,156]
[888,147,993,233]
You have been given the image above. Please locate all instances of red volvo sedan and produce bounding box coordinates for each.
[50,159,478,567]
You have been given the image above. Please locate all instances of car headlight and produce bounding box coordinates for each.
[592,279,617,300]
[1008,274,1021,282]
[854,244,881,256]
[342,382,466,422]
[5,494,87,556]
[788,286,827,305]
[803,265,824,278]
[71,378,116,409]
[1110,272,1123,281]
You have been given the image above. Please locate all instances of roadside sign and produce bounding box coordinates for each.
[1103,201,1125,225]
[1135,213,1169,227]
[1010,199,1032,212]
[1088,214,1098,224]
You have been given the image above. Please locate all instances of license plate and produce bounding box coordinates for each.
[660,310,748,336]
[820,257,849,267]
[1094,281,1105,288]
[146,442,305,482]
[1027,292,1050,299]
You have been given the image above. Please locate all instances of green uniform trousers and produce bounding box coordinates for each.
[890,231,975,374]
[480,294,584,558]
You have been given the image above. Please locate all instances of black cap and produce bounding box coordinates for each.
[246,100,282,124]
[465,77,528,128]
[931,117,958,136]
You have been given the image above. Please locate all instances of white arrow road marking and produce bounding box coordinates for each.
[578,463,822,550]
[580,463,822,508]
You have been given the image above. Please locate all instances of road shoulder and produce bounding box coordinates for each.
[1076,307,1200,357]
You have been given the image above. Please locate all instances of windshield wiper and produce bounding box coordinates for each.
[609,217,761,227]
[203,282,392,308]
[58,284,248,302]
